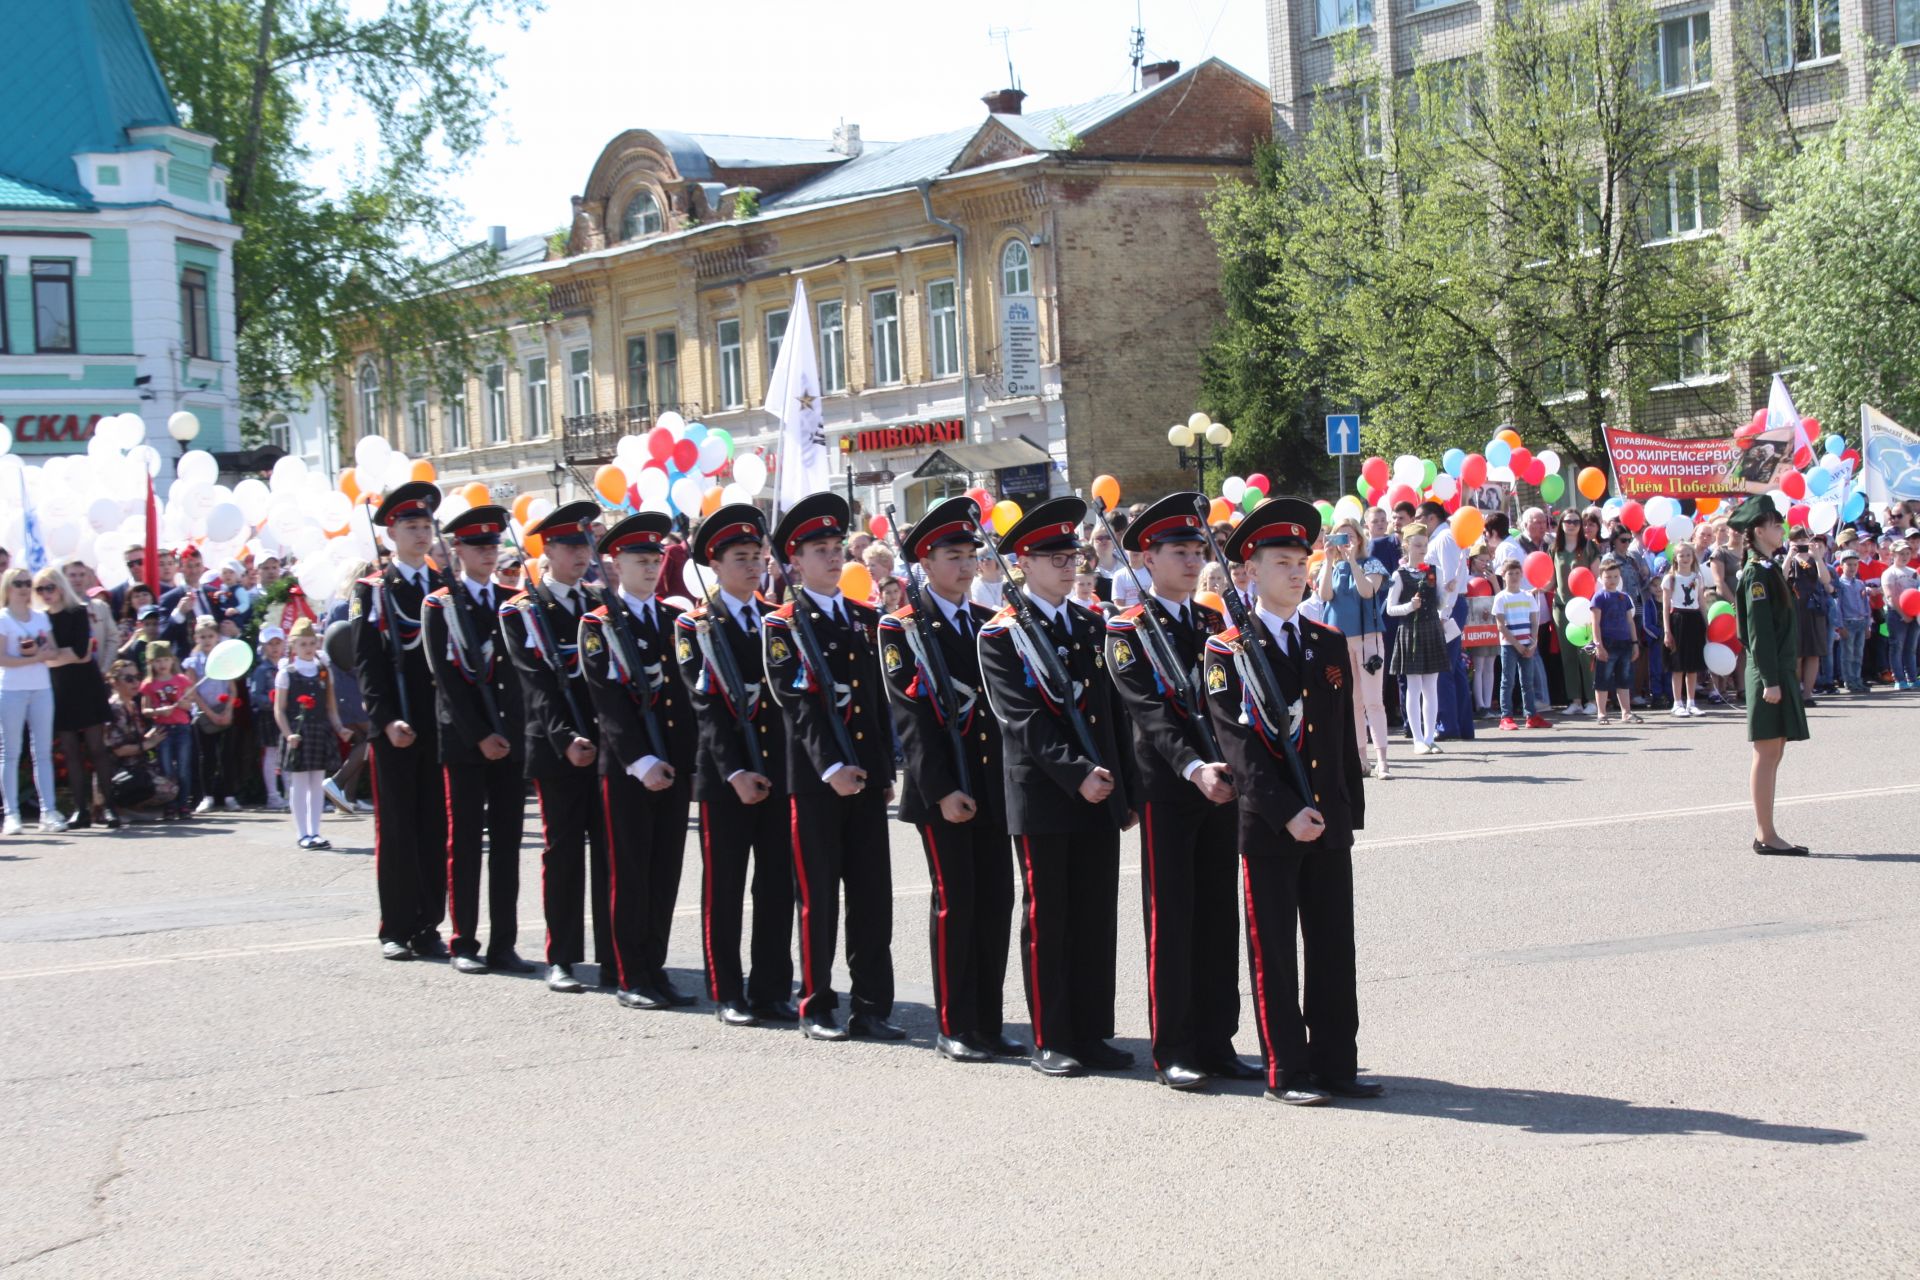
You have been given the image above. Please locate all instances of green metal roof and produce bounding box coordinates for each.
[0,171,97,211]
[0,0,181,203]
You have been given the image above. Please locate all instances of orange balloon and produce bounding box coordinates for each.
[1090,474,1121,511]
[1576,466,1608,501]
[410,459,436,483]
[700,486,725,516]
[522,555,541,585]
[1496,429,1523,449]
[594,464,627,505]
[512,493,537,525]
[461,482,489,507]
[339,467,361,501]
[1208,496,1233,525]
[1195,590,1226,616]
[1450,505,1486,549]
[837,561,875,604]
[1696,496,1721,515]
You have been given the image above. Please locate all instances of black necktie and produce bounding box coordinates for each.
[739,606,757,635]
[952,607,970,640]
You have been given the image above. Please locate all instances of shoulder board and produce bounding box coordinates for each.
[1306,618,1341,634]
[588,604,608,619]
[428,586,451,599]
[846,600,878,619]
[503,591,530,609]
[772,601,796,620]
[357,574,382,587]
[1117,604,1146,621]
[676,607,704,627]
[1192,600,1225,623]
[1106,613,1136,632]
[889,604,914,620]
[877,612,907,632]
[1205,628,1241,654]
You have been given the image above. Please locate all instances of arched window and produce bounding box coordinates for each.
[621,190,664,240]
[358,362,381,437]
[1001,239,1032,296]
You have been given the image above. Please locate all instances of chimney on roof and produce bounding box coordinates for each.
[832,121,863,158]
[488,225,508,252]
[982,88,1027,116]
[1141,60,1181,88]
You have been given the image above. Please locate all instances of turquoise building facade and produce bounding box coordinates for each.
[0,0,239,462]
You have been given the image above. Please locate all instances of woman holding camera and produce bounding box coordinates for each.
[1,568,64,833]
[1317,516,1392,777]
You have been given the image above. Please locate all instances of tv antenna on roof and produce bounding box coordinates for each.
[988,25,1022,90]
[1129,0,1146,91]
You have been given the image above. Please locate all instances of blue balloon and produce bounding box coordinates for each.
[1805,467,1832,497]
[683,423,708,445]
[1842,491,1866,521]
[1487,439,1513,468]
[1442,448,1466,477]
[1825,434,1844,456]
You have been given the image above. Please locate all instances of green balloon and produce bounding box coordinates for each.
[1707,601,1736,622]
[1422,459,1438,489]
[1565,622,1593,647]
[1241,487,1263,513]
[1356,473,1372,499]
[1880,621,1890,637]
[1539,474,1565,503]
[1314,500,1334,523]
[709,427,734,459]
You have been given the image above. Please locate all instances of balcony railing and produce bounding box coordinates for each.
[559,403,696,464]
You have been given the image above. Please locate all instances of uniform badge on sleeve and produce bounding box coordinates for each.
[768,635,791,664]
[1112,638,1135,670]
[581,628,603,657]
[1750,583,1767,600]
[1206,663,1228,693]
[677,636,693,662]
[349,593,364,620]
[884,643,904,673]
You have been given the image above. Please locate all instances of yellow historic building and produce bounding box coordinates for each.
[339,59,1270,519]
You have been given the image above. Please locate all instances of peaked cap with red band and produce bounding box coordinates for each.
[899,495,984,565]
[597,510,672,557]
[374,481,443,528]
[444,504,509,546]
[769,491,851,562]
[1121,491,1210,553]
[1223,495,1321,562]
[526,499,601,547]
[691,503,768,565]
[994,495,1087,558]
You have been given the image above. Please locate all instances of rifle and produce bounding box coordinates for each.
[1191,497,1313,799]
[430,530,506,739]
[881,503,971,797]
[1084,492,1222,763]
[590,573,670,761]
[780,577,860,771]
[684,559,764,776]
[978,526,1103,769]
[503,525,590,738]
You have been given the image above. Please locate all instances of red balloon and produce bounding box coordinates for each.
[1523,551,1553,590]
[868,515,889,539]
[1522,459,1547,486]
[1779,471,1806,500]
[1385,482,1419,510]
[1365,483,1383,507]
[1621,500,1646,532]
[1788,503,1810,528]
[1508,447,1533,474]
[1743,409,1768,436]
[1444,491,1462,513]
[1361,456,1390,488]
[1841,449,1861,468]
[648,426,674,459]
[965,487,991,515]
[1707,612,1738,644]
[1247,473,1272,496]
[1725,634,1742,656]
[642,457,667,473]
[1900,588,1920,620]
[1793,446,1814,469]
[1459,453,1487,488]
[1801,415,1820,437]
[672,439,699,472]
[1643,527,1668,553]
[1567,566,1596,599]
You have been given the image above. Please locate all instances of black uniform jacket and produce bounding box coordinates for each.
[673,592,788,802]
[877,598,1006,830]
[498,582,602,780]
[976,599,1138,835]
[1104,597,1226,808]
[350,563,443,734]
[1202,615,1365,851]
[422,581,525,765]
[578,592,697,778]
[761,592,895,798]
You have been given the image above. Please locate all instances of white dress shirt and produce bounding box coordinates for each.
[1150,591,1208,777]
[616,587,665,783]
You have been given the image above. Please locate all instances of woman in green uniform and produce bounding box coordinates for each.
[1731,499,1809,856]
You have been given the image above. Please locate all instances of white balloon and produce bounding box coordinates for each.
[270,454,309,493]
[87,433,120,461]
[0,422,11,455]
[720,483,752,506]
[86,497,121,533]
[204,501,246,544]
[615,434,648,464]
[44,521,83,559]
[1664,514,1693,544]
[1702,641,1737,677]
[1333,495,1366,525]
[732,453,767,496]
[635,468,670,505]
[655,410,686,437]
[355,434,393,472]
[176,450,219,487]
[1221,476,1247,504]
[381,452,413,494]
[1487,465,1514,484]
[288,525,330,562]
[697,436,728,474]
[233,477,272,524]
[669,476,703,515]
[1393,454,1424,487]
[128,444,161,478]
[1768,489,1791,515]
[315,491,354,531]
[1807,503,1838,535]
[1644,495,1678,526]
[525,497,555,526]
[1564,597,1594,628]
[97,554,129,589]
[1536,449,1561,477]
[1431,474,1458,501]
[437,490,470,523]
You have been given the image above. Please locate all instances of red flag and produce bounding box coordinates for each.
[143,473,160,593]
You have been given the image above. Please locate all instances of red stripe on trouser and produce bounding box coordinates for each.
[370,748,384,938]
[790,797,816,1016]
[1242,857,1278,1089]
[700,806,719,1000]
[1018,834,1044,1050]
[923,824,953,1038]
[601,774,627,990]
[1142,800,1161,1069]
[443,766,462,941]
[534,779,553,963]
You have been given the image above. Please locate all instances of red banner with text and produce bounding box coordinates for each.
[1600,427,1739,499]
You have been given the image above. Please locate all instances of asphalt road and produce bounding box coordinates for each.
[3,695,1917,1278]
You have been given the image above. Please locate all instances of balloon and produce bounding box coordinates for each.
[1644,496,1677,526]
[410,459,436,484]
[1842,491,1866,521]
[869,515,889,539]
[354,434,392,472]
[1392,455,1423,488]
[720,483,752,506]
[1825,433,1845,456]
[1361,456,1389,488]
[317,491,353,533]
[1422,459,1438,489]
[511,493,537,525]
[381,452,413,494]
[647,426,675,460]
[1431,475,1458,501]
[1576,467,1606,501]
[1807,503,1838,535]
[965,488,992,514]
[1779,471,1806,500]
[1800,416,1820,439]
[204,501,246,543]
[1664,514,1693,544]
[732,453,767,496]
[1246,473,1271,496]
[84,496,120,533]
[683,422,708,445]
[669,476,703,516]
[1565,622,1592,647]
[0,422,12,456]
[667,439,696,473]
[1460,454,1487,488]
[837,562,875,604]
[709,428,734,459]
[1090,474,1121,510]
[339,468,361,502]
[1195,591,1226,616]
[1523,551,1552,589]
[1208,497,1233,525]
[1787,503,1810,529]
[1567,566,1596,599]
[1508,447,1533,475]
[1315,501,1335,524]
[1240,487,1262,514]
[594,464,627,505]
[1536,449,1562,477]
[1356,473,1373,500]
[1442,448,1466,477]
[176,450,218,487]
[1900,588,1920,620]
[1618,500,1645,532]
[526,496,555,526]
[1521,459,1547,487]
[1702,642,1737,677]
[44,521,82,559]
[203,638,255,682]
[1384,482,1419,510]
[1538,474,1565,504]
[1804,468,1832,498]
[990,500,1023,534]
[458,482,488,507]
[1496,428,1522,449]
[697,437,729,474]
[1221,476,1246,505]
[1564,597,1593,628]
[1449,506,1485,549]
[700,487,725,517]
[1486,439,1512,468]
[1706,612,1737,645]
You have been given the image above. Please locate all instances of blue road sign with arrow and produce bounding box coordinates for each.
[1326,414,1361,456]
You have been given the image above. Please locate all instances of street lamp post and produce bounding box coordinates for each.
[1167,411,1232,496]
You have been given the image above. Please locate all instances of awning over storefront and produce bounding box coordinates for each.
[909,436,1052,478]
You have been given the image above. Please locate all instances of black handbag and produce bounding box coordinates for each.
[108,765,156,807]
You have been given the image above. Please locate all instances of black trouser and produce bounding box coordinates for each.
[698,793,795,1006]
[789,787,893,1019]
[444,758,525,959]
[1013,826,1120,1053]
[1139,798,1242,1070]
[919,817,1013,1041]
[372,730,447,945]
[533,769,609,969]
[1241,842,1359,1089]
[601,772,691,993]
[193,724,234,801]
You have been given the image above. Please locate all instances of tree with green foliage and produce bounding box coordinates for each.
[1729,58,1920,428]
[133,0,546,436]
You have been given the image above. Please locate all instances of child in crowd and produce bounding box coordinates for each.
[139,641,198,821]
[1385,523,1448,754]
[1590,557,1644,724]
[213,560,252,636]
[1069,559,1102,611]
[970,550,1005,609]
[1883,540,1918,689]
[273,618,347,849]
[182,618,237,813]
[877,574,907,615]
[1466,545,1498,715]
[250,625,287,811]
[1492,558,1551,730]
[1833,551,1873,694]
[1663,539,1710,716]
[117,605,165,676]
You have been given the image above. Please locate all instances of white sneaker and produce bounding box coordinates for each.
[1687,702,1702,716]
[40,814,68,834]
[193,796,215,815]
[1,815,19,836]
[1671,705,1688,718]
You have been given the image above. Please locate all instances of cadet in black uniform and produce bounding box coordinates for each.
[976,496,1140,1078]
[351,481,449,962]
[1201,497,1380,1106]
[421,505,533,974]
[1103,492,1255,1090]
[497,501,607,993]
[673,505,798,1027]
[761,492,900,1042]
[877,496,1021,1065]
[579,511,699,1009]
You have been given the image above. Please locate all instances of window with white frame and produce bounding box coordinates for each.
[446,382,469,450]
[1356,89,1385,157]
[32,260,76,353]
[1318,0,1373,36]
[717,318,744,408]
[358,362,381,437]
[1764,0,1840,70]
[407,379,429,454]
[525,356,550,439]
[927,280,959,378]
[179,265,211,359]
[1654,11,1711,92]
[1670,321,1717,382]
[818,300,846,392]
[1899,0,1920,44]
[654,331,679,409]
[764,308,789,377]
[485,364,507,443]
[1001,241,1031,296]
[567,348,592,417]
[1648,161,1720,240]
[265,414,290,454]
[625,337,648,412]
[869,289,901,385]
[621,191,664,240]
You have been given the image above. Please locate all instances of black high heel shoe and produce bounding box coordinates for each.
[66,810,93,830]
[101,809,122,830]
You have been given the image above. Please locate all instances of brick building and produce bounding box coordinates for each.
[339,59,1270,520]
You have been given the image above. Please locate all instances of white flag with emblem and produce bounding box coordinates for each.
[765,278,828,514]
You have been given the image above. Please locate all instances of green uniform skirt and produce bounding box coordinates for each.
[1745,664,1809,742]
